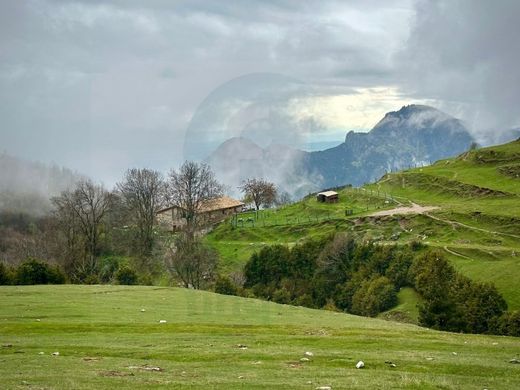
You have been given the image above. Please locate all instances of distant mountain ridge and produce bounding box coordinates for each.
[305,105,475,188]
[207,105,476,198]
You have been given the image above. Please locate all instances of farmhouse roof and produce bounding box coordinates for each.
[157,196,244,214]
[198,196,244,212]
[317,191,338,197]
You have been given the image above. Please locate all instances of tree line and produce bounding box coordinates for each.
[232,234,520,337]
[0,161,280,287]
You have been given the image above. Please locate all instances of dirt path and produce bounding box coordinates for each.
[424,213,520,240]
[368,203,440,217]
[443,246,473,260]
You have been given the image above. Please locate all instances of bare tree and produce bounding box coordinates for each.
[239,178,277,211]
[52,180,111,279]
[165,233,218,289]
[164,161,222,288]
[167,161,223,232]
[117,168,165,257]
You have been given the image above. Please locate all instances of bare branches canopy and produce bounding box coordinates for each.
[239,178,277,211]
[51,180,112,279]
[117,168,165,256]
[167,161,223,230]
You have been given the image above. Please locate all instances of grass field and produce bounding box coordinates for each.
[1,285,520,389]
[206,140,520,311]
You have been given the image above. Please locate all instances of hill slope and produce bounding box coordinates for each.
[1,285,519,389]
[207,139,520,309]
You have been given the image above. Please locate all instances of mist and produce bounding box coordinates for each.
[0,153,84,215]
[398,0,520,140]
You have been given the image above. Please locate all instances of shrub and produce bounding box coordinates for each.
[214,276,238,296]
[15,259,65,285]
[323,299,340,312]
[116,266,138,285]
[272,288,291,304]
[409,240,425,251]
[0,262,13,285]
[138,273,154,286]
[98,256,121,283]
[492,311,520,337]
[84,274,100,285]
[293,293,315,308]
[351,275,397,317]
[385,252,413,288]
[244,245,290,287]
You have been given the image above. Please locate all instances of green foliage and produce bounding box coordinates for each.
[214,275,238,296]
[0,262,13,285]
[351,275,397,317]
[116,266,138,285]
[412,252,508,334]
[244,245,290,287]
[98,256,121,283]
[244,234,413,316]
[410,251,455,300]
[83,274,100,285]
[491,310,520,337]
[15,258,65,285]
[386,252,414,288]
[272,288,292,304]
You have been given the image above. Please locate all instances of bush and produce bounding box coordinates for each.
[0,262,13,285]
[15,259,65,285]
[412,252,507,334]
[116,266,138,285]
[83,274,100,285]
[214,276,238,296]
[272,288,291,304]
[492,311,520,336]
[98,256,121,283]
[293,293,315,308]
[139,273,154,286]
[351,275,397,317]
[409,240,425,251]
[244,245,290,287]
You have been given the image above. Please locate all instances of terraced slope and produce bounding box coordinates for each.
[207,139,520,309]
[369,139,520,308]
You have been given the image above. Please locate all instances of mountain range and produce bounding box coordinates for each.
[207,104,477,198]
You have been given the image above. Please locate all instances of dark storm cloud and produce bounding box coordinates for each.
[399,0,520,141]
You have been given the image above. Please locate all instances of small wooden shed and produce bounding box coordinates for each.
[317,191,339,203]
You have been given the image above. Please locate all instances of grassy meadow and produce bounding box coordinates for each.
[1,285,520,389]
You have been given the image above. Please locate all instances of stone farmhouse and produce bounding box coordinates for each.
[156,196,244,231]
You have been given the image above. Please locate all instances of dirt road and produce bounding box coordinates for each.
[369,202,439,217]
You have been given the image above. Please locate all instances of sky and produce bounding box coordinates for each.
[1,0,519,186]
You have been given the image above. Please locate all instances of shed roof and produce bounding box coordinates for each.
[317,191,338,197]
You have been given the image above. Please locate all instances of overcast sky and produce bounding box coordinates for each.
[1,0,519,185]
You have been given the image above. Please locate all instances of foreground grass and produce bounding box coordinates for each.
[1,285,520,389]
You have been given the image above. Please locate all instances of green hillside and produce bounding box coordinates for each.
[1,285,520,389]
[207,139,520,310]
